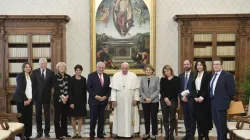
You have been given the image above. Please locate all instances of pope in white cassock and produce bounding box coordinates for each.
[110,62,140,138]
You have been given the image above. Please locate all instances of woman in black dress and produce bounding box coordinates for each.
[69,64,87,139]
[191,59,212,140]
[160,65,181,140]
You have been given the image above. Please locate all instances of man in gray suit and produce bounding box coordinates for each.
[139,64,160,140]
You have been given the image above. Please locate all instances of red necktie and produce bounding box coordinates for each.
[99,73,104,87]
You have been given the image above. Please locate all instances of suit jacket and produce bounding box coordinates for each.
[210,70,235,110]
[139,75,160,103]
[179,72,194,101]
[191,72,211,99]
[87,71,111,106]
[13,73,33,103]
[32,68,54,103]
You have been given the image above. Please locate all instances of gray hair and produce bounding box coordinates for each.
[39,58,47,64]
[96,61,105,68]
[121,62,130,68]
[56,62,67,70]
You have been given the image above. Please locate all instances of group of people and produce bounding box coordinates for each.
[12,57,235,140]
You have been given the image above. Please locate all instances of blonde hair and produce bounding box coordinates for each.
[144,64,155,73]
[56,62,67,70]
[162,65,174,77]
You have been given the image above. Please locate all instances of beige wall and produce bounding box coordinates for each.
[0,0,250,77]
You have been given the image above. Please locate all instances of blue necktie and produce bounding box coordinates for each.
[184,74,188,90]
[210,73,218,98]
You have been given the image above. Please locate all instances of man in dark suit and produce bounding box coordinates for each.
[32,58,54,138]
[179,60,196,140]
[87,62,111,140]
[210,58,235,140]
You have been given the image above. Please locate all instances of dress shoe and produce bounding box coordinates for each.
[72,134,78,139]
[64,134,71,137]
[113,135,120,139]
[90,136,94,140]
[45,133,50,138]
[25,137,30,140]
[56,137,63,140]
[142,134,150,140]
[36,133,42,138]
[151,135,157,140]
[97,135,105,139]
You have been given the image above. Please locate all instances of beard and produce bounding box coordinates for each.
[184,67,191,71]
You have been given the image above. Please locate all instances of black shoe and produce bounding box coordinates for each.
[182,135,189,140]
[64,134,71,137]
[90,136,94,140]
[72,134,78,139]
[56,137,63,140]
[151,135,157,140]
[114,135,120,139]
[205,136,209,140]
[36,133,42,138]
[143,134,150,140]
[25,137,30,140]
[45,133,50,138]
[97,135,105,139]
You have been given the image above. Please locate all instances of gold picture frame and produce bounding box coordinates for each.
[90,0,156,75]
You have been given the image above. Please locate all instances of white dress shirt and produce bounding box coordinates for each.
[195,71,204,91]
[25,76,32,99]
[210,70,222,96]
[98,72,104,85]
[195,71,204,100]
[185,71,191,80]
[41,68,46,79]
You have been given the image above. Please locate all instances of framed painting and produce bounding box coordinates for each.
[90,0,156,75]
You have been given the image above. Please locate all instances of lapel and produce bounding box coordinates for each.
[146,76,153,90]
[215,70,224,91]
[37,69,42,81]
[200,72,205,89]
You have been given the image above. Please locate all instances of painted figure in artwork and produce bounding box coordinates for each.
[97,8,110,27]
[113,0,134,36]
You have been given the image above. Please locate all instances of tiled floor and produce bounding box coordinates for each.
[15,120,218,139]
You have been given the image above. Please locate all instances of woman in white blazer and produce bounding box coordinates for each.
[140,64,160,140]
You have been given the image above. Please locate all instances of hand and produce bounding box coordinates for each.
[132,100,137,106]
[145,98,151,103]
[198,98,203,103]
[182,96,188,102]
[64,95,69,101]
[112,101,117,108]
[164,97,169,103]
[101,96,107,101]
[95,95,102,101]
[167,101,172,106]
[194,98,199,102]
[70,104,74,109]
[24,101,29,106]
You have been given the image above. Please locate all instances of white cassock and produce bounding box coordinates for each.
[110,71,140,137]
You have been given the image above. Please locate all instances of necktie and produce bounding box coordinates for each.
[41,70,45,82]
[99,73,104,87]
[148,78,150,87]
[210,73,218,98]
[184,74,188,90]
